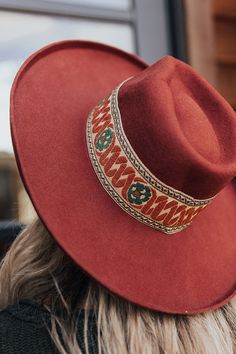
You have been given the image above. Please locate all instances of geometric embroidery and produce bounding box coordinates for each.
[128,182,152,205]
[86,80,214,234]
[95,128,114,152]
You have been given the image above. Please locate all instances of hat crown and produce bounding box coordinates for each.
[118,56,236,199]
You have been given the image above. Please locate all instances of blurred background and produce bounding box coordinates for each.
[0,0,235,249]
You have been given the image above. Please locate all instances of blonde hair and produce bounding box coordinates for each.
[0,217,235,354]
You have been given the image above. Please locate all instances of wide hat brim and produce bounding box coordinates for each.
[11,40,236,314]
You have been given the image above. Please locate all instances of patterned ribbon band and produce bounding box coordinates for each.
[86,81,214,234]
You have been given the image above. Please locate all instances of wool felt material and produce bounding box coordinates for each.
[10,40,236,314]
[87,82,213,234]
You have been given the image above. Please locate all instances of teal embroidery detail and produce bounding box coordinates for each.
[96,128,114,151]
[128,182,151,205]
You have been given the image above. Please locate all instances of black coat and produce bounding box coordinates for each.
[0,300,97,354]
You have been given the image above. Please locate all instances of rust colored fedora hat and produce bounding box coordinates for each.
[10,40,236,314]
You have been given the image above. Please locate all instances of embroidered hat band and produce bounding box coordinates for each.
[86,80,215,234]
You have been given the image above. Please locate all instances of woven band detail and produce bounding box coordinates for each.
[86,81,214,234]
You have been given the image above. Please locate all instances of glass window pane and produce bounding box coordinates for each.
[45,0,132,11]
[0,10,135,153]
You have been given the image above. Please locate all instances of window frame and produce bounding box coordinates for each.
[0,0,185,63]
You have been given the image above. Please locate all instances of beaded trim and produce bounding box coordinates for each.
[86,81,214,234]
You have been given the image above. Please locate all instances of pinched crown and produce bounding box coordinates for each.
[86,80,214,234]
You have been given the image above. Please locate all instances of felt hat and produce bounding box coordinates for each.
[10,40,236,314]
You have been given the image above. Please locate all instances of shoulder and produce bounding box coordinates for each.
[0,300,98,354]
[0,299,50,328]
[0,300,57,354]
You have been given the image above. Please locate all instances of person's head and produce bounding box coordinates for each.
[0,217,235,354]
[8,41,236,354]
